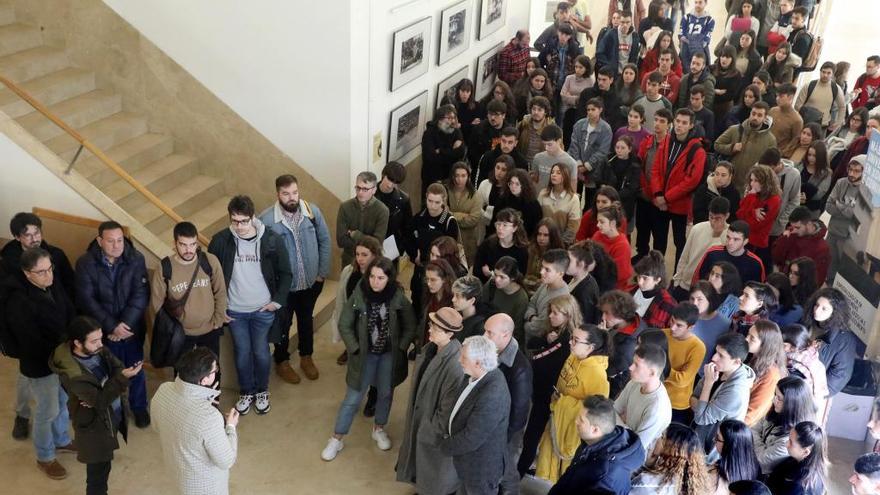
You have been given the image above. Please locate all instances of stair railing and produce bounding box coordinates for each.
[0,74,210,247]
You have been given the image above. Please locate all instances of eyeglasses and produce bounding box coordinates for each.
[229,218,252,226]
[27,264,54,276]
[569,336,590,346]
[20,230,41,240]
[355,185,375,193]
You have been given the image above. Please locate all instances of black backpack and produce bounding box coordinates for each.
[799,80,839,125]
[0,277,19,358]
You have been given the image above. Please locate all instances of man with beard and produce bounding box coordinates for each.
[825,155,873,284]
[475,126,529,185]
[1,212,77,441]
[149,222,227,370]
[260,174,331,385]
[421,104,466,197]
[715,101,778,193]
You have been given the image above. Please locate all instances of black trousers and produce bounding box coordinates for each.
[179,328,222,382]
[86,461,112,495]
[651,210,689,271]
[634,198,660,260]
[274,280,324,363]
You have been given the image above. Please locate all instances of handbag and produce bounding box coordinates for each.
[149,256,203,368]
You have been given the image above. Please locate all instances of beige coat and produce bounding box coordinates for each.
[447,188,483,266]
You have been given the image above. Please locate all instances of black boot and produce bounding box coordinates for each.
[363,386,377,417]
[12,415,28,440]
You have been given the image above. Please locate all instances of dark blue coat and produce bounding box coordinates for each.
[75,239,148,341]
[548,426,645,495]
[595,27,641,75]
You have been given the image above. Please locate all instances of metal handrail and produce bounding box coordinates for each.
[0,74,210,246]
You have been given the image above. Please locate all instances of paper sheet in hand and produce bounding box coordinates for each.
[383,235,400,260]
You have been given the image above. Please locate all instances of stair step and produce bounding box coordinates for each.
[0,45,69,83]
[109,154,199,210]
[154,196,232,245]
[129,175,225,232]
[0,23,43,58]
[0,4,16,27]
[81,133,175,188]
[45,112,148,162]
[0,68,95,118]
[16,89,121,141]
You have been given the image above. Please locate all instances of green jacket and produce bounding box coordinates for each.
[714,117,778,194]
[49,343,129,464]
[336,197,390,267]
[338,284,417,390]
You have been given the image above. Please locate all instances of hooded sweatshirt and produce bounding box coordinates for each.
[771,220,831,282]
[692,363,756,452]
[715,116,778,193]
[548,425,645,495]
[826,176,873,237]
[226,219,271,313]
[771,160,803,236]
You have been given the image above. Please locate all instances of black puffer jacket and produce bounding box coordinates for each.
[548,426,646,495]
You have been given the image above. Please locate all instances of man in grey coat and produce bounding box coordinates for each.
[765,149,802,246]
[441,335,511,495]
[568,97,613,207]
[825,155,873,284]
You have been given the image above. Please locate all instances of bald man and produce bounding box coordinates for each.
[484,314,533,494]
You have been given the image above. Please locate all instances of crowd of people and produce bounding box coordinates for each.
[1,1,880,494]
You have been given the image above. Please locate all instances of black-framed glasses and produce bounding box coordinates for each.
[355,185,375,193]
[28,264,54,276]
[569,336,590,346]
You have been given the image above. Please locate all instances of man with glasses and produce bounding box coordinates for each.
[152,347,238,495]
[2,248,76,479]
[75,221,151,428]
[1,212,76,441]
[421,105,466,197]
[670,197,730,301]
[336,171,389,268]
[260,174,332,385]
[468,99,508,170]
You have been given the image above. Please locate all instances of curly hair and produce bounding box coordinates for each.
[507,168,538,202]
[598,290,638,322]
[802,287,850,333]
[748,164,782,200]
[637,423,711,495]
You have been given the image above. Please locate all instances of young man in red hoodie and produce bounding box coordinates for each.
[649,108,706,271]
[852,55,880,111]
[634,108,673,262]
[771,206,831,282]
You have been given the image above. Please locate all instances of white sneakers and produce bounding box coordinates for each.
[372,428,392,451]
[254,392,270,415]
[235,395,254,415]
[320,429,392,461]
[321,437,344,461]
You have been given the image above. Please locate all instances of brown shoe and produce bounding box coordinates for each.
[301,356,319,380]
[56,442,77,454]
[37,459,68,480]
[336,350,348,366]
[276,361,301,384]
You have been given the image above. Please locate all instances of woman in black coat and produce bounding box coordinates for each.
[599,135,641,228]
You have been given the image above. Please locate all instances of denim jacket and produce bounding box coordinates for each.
[259,200,331,291]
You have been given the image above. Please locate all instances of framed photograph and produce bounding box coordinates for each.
[544,1,558,22]
[474,42,503,100]
[438,1,472,66]
[477,0,506,40]
[435,65,470,112]
[391,17,432,91]
[388,91,428,162]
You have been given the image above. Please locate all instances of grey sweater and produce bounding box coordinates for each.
[692,363,755,426]
[227,220,272,312]
[523,284,570,338]
[771,162,802,236]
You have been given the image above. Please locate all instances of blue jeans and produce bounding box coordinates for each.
[24,374,71,462]
[104,338,147,412]
[16,373,31,418]
[333,352,393,435]
[228,309,275,394]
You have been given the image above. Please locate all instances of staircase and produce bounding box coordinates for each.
[0,4,230,244]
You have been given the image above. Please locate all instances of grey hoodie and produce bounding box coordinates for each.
[826,176,873,237]
[227,219,272,312]
[771,159,802,236]
[692,363,755,452]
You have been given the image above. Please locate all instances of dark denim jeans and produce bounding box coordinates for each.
[274,280,324,363]
[228,309,276,394]
[104,338,147,411]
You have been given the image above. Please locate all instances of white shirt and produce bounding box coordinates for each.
[449,373,485,434]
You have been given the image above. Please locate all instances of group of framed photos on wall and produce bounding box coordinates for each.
[387,0,507,162]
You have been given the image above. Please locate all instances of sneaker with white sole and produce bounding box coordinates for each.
[321,437,344,461]
[254,392,271,415]
[235,395,254,415]
[372,428,391,451]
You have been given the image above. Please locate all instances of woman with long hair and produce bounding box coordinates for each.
[591,205,634,290]
[512,56,541,98]
[601,135,641,227]
[720,0,761,47]
[766,272,804,327]
[782,324,829,423]
[477,154,513,231]
[443,162,481,266]
[567,241,602,325]
[535,324,610,483]
[733,30,763,89]
[474,207,529,284]
[788,257,818,307]
[803,287,859,399]
[322,258,416,461]
[732,281,778,336]
[575,185,628,241]
[613,64,644,118]
[614,103,651,152]
[744,320,788,426]
[690,280,733,368]
[631,423,712,494]
[332,236,383,366]
[419,259,457,346]
[479,80,518,122]
[711,45,743,121]
[559,55,595,118]
[708,261,744,319]
[766,421,828,495]
[640,30,682,77]
[584,239,619,294]
[737,164,782,270]
[517,294,583,476]
[796,141,833,215]
[719,83,760,138]
[493,168,543,236]
[752,375,816,474]
[789,123,824,167]
[826,106,869,163]
[514,68,555,119]
[526,218,565,291]
[636,1,673,50]
[481,256,530,345]
[762,42,799,88]
[538,164,581,244]
[440,78,482,141]
[429,236,467,279]
[709,419,762,492]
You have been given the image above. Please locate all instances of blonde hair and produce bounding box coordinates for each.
[548,294,584,334]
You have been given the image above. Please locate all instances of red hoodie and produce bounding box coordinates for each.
[737,193,782,248]
[575,210,628,242]
[649,133,706,215]
[592,231,634,290]
[771,223,831,282]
